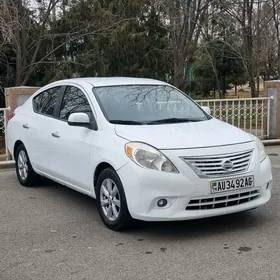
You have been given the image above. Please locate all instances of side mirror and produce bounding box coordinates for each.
[68,112,90,127]
[201,106,212,115]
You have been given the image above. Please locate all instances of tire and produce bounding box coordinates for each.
[15,144,41,187]
[96,168,134,231]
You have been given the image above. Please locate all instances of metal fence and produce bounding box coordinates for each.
[0,107,10,161]
[196,97,272,139]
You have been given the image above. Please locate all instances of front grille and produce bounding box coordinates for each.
[181,150,253,178]
[186,189,260,210]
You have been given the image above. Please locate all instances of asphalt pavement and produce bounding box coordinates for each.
[1,146,280,280]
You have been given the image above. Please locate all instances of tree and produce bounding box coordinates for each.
[1,0,280,100]
[0,0,62,86]
[161,0,211,92]
[217,0,257,97]
[192,52,217,98]
[271,0,280,78]
[199,2,247,98]
[31,0,171,83]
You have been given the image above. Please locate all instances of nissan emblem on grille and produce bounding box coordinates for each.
[222,160,234,171]
[181,150,253,178]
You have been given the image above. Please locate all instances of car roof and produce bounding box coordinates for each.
[48,77,169,87]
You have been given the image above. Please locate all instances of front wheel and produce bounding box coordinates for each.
[96,168,134,231]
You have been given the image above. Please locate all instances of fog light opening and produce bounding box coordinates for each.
[157,198,168,207]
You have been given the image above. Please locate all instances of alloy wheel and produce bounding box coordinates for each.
[17,150,28,181]
[100,178,121,222]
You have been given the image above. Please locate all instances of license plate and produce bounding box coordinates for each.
[210,176,254,194]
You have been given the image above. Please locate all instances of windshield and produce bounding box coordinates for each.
[93,85,210,124]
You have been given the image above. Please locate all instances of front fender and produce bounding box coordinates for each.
[90,132,130,173]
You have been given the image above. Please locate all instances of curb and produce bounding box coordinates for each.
[0,160,15,170]
[263,140,280,146]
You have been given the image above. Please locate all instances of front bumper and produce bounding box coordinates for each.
[117,149,273,222]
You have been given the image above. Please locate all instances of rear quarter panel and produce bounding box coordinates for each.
[7,105,29,158]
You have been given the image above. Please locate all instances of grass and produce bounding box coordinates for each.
[199,89,266,100]
[227,90,265,99]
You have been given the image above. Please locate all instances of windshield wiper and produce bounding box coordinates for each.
[146,118,204,125]
[109,120,144,125]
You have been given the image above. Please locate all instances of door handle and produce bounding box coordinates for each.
[23,123,29,129]
[51,132,60,138]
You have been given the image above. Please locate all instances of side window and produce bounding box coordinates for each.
[59,86,93,121]
[33,86,61,117]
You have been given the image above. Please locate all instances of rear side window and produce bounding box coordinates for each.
[33,86,61,117]
[59,86,93,121]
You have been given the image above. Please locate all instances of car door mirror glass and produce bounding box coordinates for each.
[68,112,90,127]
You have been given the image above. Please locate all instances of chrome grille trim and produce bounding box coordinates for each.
[186,189,260,210]
[181,149,253,178]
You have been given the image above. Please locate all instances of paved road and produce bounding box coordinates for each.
[1,147,280,280]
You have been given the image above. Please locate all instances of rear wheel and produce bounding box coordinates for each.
[15,144,41,187]
[96,168,134,231]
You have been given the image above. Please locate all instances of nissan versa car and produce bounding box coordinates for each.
[7,77,273,230]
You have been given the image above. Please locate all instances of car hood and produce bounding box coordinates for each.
[114,118,254,149]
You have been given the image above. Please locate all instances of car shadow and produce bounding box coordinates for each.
[132,211,264,239]
[38,177,271,240]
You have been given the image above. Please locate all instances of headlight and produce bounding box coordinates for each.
[250,134,267,162]
[125,142,179,173]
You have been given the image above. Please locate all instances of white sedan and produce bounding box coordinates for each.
[7,77,273,231]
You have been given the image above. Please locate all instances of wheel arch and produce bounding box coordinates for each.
[93,162,115,192]
[14,140,24,158]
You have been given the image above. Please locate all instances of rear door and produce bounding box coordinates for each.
[26,86,64,173]
[47,85,96,192]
